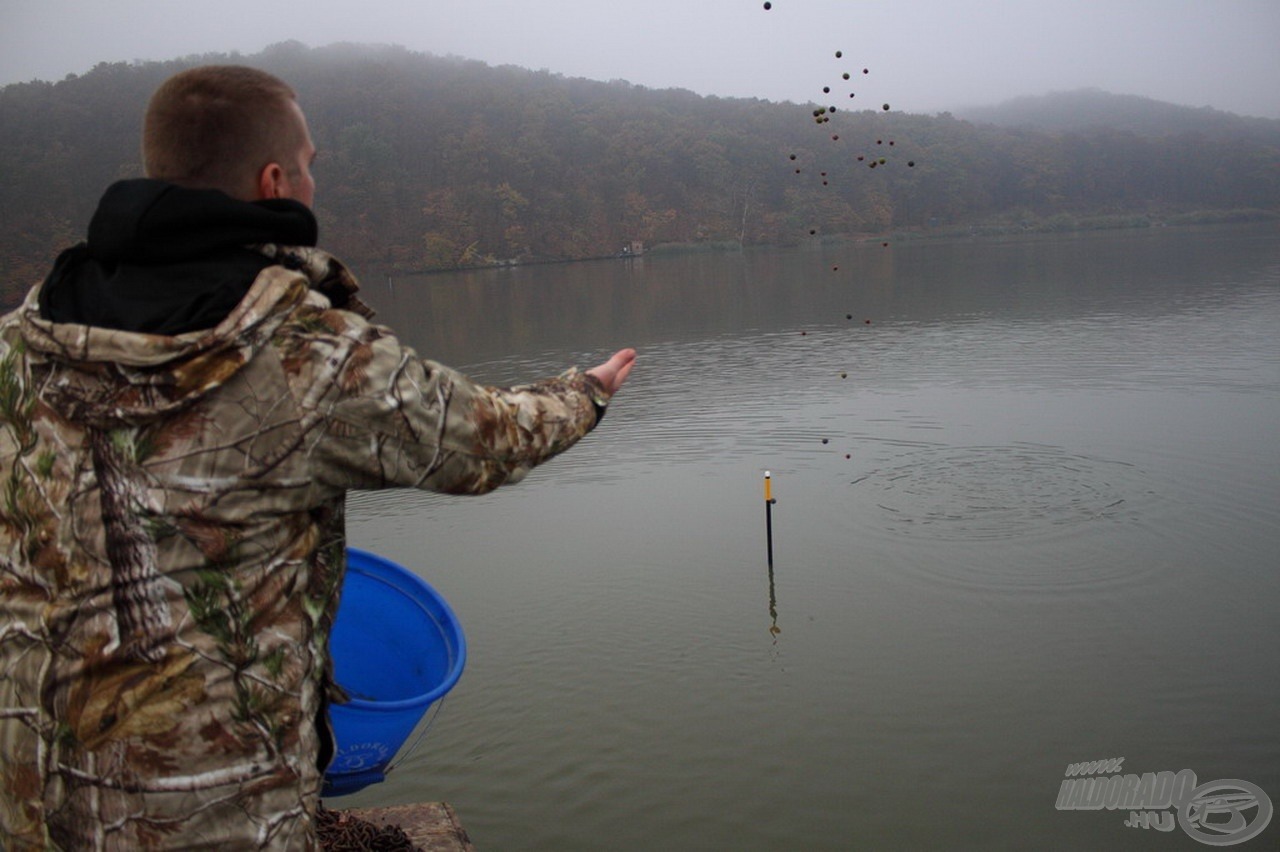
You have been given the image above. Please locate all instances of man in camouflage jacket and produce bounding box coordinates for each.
[0,66,635,849]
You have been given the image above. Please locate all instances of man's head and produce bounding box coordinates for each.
[143,65,315,207]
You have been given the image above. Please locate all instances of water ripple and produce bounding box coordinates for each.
[850,443,1140,542]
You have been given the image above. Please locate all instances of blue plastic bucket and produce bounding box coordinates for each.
[322,548,466,797]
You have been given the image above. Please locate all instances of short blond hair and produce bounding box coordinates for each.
[143,66,305,195]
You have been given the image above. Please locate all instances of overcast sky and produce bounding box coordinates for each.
[2,0,1278,118]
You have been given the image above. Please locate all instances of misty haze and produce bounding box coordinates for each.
[1,3,1277,849]
[4,0,1280,119]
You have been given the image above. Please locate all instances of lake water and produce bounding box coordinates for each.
[337,224,1280,850]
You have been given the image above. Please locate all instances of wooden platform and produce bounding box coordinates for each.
[344,802,474,851]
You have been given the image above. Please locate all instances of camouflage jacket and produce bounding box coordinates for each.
[0,245,608,849]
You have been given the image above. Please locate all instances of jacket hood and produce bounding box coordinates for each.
[85,179,318,264]
[18,265,314,428]
[16,181,372,428]
[39,179,318,336]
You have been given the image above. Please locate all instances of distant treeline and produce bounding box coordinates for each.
[3,41,1279,306]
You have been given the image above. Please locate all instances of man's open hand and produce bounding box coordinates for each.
[586,349,636,396]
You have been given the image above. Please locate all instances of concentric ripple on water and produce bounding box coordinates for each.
[852,443,1136,541]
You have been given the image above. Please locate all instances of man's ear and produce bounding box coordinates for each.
[255,162,288,200]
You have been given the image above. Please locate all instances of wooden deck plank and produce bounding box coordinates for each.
[343,802,474,851]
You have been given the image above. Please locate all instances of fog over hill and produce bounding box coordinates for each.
[4,1,1278,121]
[1,44,1277,304]
[955,88,1280,138]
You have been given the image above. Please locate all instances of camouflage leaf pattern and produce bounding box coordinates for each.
[0,247,606,849]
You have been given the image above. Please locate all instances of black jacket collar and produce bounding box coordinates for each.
[40,180,319,335]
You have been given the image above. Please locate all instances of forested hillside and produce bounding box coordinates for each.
[2,41,1278,305]
[956,88,1280,137]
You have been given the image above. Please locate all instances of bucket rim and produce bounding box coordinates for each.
[336,548,467,712]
